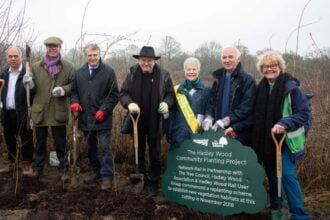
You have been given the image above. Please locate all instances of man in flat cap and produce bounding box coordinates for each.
[119,46,174,196]
[23,36,74,182]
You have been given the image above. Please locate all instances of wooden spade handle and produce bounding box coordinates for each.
[129,112,140,150]
[271,130,286,178]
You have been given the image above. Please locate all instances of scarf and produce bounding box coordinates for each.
[252,73,294,168]
[183,77,200,91]
[43,54,61,78]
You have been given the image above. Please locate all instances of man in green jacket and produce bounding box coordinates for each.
[23,36,74,182]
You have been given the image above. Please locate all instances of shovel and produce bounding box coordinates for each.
[69,112,80,188]
[129,111,144,193]
[271,131,289,220]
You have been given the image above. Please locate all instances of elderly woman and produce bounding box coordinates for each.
[252,51,310,220]
[168,57,211,149]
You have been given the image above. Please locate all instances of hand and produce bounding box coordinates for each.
[202,118,213,131]
[128,103,140,114]
[22,75,34,88]
[212,117,230,131]
[70,103,82,112]
[225,127,238,139]
[95,110,105,122]
[52,87,65,97]
[158,102,169,114]
[272,124,285,134]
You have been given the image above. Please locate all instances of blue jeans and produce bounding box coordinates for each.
[265,146,309,220]
[83,129,113,180]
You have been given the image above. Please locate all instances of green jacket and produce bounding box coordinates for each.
[31,58,74,126]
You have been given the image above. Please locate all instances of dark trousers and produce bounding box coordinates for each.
[3,110,34,162]
[83,129,113,180]
[32,126,68,172]
[138,129,161,184]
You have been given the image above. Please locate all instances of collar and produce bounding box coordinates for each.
[9,64,23,73]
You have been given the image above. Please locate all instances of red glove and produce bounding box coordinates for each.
[226,130,238,139]
[95,110,105,122]
[70,103,82,112]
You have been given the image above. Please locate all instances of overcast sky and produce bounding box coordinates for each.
[20,0,330,55]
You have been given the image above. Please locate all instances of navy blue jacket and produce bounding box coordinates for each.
[169,80,211,149]
[205,63,257,145]
[277,79,310,132]
[71,62,119,131]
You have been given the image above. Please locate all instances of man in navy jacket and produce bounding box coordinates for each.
[203,47,257,146]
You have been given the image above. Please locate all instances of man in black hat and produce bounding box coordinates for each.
[119,46,174,196]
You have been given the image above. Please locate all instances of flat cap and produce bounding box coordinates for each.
[44,36,63,46]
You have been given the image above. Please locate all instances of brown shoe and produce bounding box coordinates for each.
[0,160,14,173]
[101,180,112,191]
[22,161,33,175]
[83,174,100,184]
[61,173,70,183]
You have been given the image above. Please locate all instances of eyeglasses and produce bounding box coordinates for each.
[46,44,59,48]
[262,64,278,70]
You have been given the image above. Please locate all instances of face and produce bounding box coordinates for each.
[184,64,200,82]
[6,47,22,71]
[46,44,61,59]
[261,58,281,83]
[221,48,240,73]
[138,57,155,73]
[85,48,101,67]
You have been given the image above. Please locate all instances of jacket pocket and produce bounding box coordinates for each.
[31,104,44,125]
[55,104,68,123]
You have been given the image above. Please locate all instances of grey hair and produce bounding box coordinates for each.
[222,46,241,59]
[183,57,201,70]
[84,43,101,55]
[5,46,23,56]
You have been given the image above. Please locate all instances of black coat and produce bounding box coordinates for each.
[205,63,257,145]
[0,66,32,127]
[119,64,175,136]
[71,62,119,131]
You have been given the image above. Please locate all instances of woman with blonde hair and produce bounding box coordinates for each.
[252,51,310,220]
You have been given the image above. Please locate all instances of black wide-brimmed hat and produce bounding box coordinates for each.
[133,46,160,60]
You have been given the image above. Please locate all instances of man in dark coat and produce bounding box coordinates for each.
[119,46,175,196]
[0,46,34,174]
[0,47,33,175]
[71,43,119,190]
[203,47,257,146]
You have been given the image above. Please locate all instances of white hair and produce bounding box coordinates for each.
[222,46,241,59]
[183,57,201,70]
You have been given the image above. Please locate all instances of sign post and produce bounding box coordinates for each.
[162,129,267,215]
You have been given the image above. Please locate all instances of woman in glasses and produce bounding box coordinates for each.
[252,50,311,220]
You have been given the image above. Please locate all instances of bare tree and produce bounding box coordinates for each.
[0,0,37,68]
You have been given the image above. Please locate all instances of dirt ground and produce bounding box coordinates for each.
[0,164,329,220]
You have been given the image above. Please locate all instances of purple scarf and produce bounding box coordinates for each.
[43,54,61,78]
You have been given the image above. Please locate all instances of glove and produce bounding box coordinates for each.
[202,118,213,131]
[128,103,140,114]
[95,110,105,122]
[158,102,169,114]
[212,117,230,131]
[52,87,65,97]
[22,75,34,88]
[70,103,82,112]
[225,128,238,139]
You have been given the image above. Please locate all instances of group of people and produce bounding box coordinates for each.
[0,36,310,219]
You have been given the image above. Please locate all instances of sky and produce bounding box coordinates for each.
[16,0,330,56]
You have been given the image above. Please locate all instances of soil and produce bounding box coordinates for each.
[0,164,329,220]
